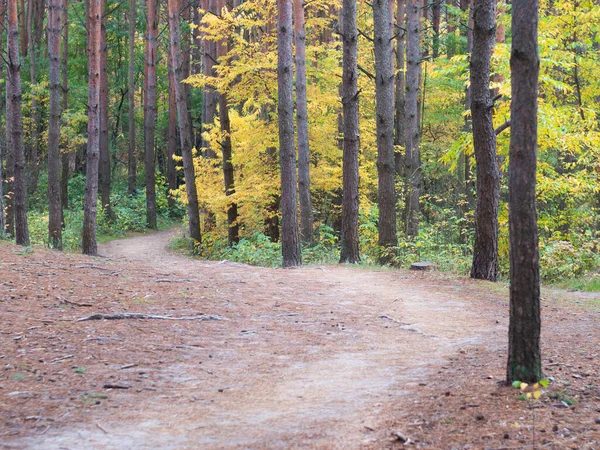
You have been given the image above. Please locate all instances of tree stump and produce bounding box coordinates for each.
[410,261,435,271]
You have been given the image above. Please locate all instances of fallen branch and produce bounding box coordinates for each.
[155,279,191,283]
[51,355,74,364]
[74,265,109,271]
[76,313,228,322]
[379,314,408,326]
[61,299,93,307]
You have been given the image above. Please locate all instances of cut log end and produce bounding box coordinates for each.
[410,261,435,271]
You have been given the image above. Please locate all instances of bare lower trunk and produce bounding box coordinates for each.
[82,0,102,255]
[201,0,218,157]
[277,0,301,267]
[394,0,405,176]
[373,0,397,262]
[432,0,442,57]
[48,0,64,249]
[470,0,499,281]
[60,0,69,215]
[7,0,29,246]
[0,0,6,237]
[144,0,158,229]
[339,0,360,263]
[220,92,239,246]
[168,0,202,242]
[99,6,112,220]
[293,0,313,244]
[507,0,542,384]
[167,50,178,214]
[27,0,40,195]
[127,0,137,194]
[404,0,421,238]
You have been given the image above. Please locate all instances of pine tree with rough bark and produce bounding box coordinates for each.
[404,0,421,238]
[470,0,500,281]
[82,0,102,255]
[99,2,113,221]
[168,0,202,242]
[144,0,158,229]
[294,0,314,244]
[47,0,64,249]
[394,0,406,176]
[6,0,29,246]
[373,0,397,263]
[127,0,137,195]
[507,0,542,384]
[0,0,6,237]
[339,0,360,263]
[277,0,302,267]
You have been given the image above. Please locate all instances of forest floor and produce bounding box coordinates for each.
[0,229,599,449]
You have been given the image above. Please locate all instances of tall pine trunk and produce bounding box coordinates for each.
[27,0,40,195]
[373,0,397,262]
[60,0,69,215]
[277,0,302,267]
[404,0,421,238]
[394,0,405,176]
[6,1,29,246]
[99,4,113,220]
[7,0,29,246]
[168,0,202,242]
[144,0,158,228]
[220,92,239,246]
[127,0,137,194]
[470,0,500,281]
[507,0,542,384]
[48,0,63,249]
[82,0,102,255]
[167,49,178,214]
[293,0,314,244]
[0,0,6,237]
[339,0,360,263]
[200,0,218,157]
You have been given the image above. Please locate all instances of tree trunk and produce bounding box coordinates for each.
[4,0,14,237]
[7,0,29,246]
[339,0,360,263]
[144,0,158,229]
[60,0,69,215]
[19,0,27,57]
[507,0,542,384]
[48,0,63,249]
[404,0,421,238]
[167,49,178,214]
[469,0,499,281]
[82,0,102,255]
[432,0,442,57]
[373,0,397,262]
[201,0,218,157]
[0,0,6,237]
[220,92,239,246]
[27,0,40,195]
[394,0,406,176]
[277,0,302,267]
[293,0,314,244]
[127,0,137,194]
[99,3,113,220]
[168,0,202,242]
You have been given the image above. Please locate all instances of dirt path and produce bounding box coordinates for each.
[3,230,507,449]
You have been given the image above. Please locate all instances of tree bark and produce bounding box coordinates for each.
[507,0,542,384]
[220,92,239,246]
[0,0,6,237]
[48,0,63,249]
[469,0,499,281]
[60,0,69,215]
[168,0,202,242]
[4,0,14,237]
[82,0,102,255]
[144,0,158,229]
[99,2,113,220]
[294,0,314,245]
[277,0,302,267]
[7,0,29,246]
[373,0,397,262]
[27,0,40,195]
[394,0,406,176]
[339,0,360,263]
[127,0,137,194]
[167,49,178,214]
[201,0,218,157]
[432,0,442,57]
[404,0,421,238]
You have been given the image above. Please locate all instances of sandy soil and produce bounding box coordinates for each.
[1,229,598,449]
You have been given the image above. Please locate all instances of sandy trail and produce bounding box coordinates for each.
[16,229,502,449]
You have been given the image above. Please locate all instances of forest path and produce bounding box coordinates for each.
[15,229,505,449]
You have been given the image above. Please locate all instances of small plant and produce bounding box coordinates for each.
[73,367,86,373]
[512,379,550,400]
